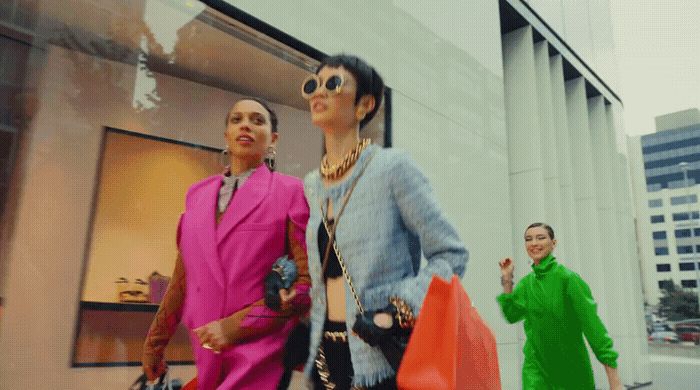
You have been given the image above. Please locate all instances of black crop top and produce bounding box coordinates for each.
[317,221,343,279]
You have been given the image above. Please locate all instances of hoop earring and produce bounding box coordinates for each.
[219,146,230,168]
[264,145,277,171]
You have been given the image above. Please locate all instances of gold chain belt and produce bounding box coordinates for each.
[323,330,349,343]
[315,345,365,390]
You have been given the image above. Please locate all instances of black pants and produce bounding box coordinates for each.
[311,321,396,390]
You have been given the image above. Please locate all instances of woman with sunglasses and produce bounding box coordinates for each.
[498,223,623,390]
[301,54,468,389]
[142,97,311,389]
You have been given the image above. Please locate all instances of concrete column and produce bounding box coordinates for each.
[502,27,545,387]
[533,42,563,236]
[618,134,654,386]
[602,105,636,383]
[606,101,651,384]
[565,78,608,388]
[549,55,581,273]
[620,152,653,384]
[565,78,608,315]
[503,26,546,273]
[589,96,633,382]
[607,103,652,384]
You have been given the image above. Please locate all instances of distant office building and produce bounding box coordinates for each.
[629,108,700,304]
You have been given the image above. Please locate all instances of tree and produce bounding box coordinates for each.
[658,279,700,321]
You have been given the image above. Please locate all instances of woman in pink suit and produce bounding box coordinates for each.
[142,98,311,389]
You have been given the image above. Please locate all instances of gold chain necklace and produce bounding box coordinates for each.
[320,138,371,180]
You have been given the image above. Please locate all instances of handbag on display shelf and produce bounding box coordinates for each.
[149,271,171,304]
[396,275,502,390]
[117,277,150,303]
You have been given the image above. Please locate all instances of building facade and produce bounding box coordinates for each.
[0,0,649,388]
[629,108,700,305]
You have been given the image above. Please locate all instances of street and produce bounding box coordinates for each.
[648,354,700,390]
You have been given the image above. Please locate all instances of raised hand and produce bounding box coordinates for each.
[499,257,514,278]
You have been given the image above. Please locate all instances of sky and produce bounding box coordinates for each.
[610,0,700,136]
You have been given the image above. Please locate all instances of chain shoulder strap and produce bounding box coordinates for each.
[320,213,364,314]
[318,149,376,314]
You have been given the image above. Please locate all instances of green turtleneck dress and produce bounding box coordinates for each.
[497,254,618,389]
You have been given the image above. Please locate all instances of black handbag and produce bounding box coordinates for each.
[277,320,311,390]
[129,373,182,390]
[378,327,411,371]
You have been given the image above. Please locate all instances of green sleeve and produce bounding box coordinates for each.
[497,278,527,324]
[567,274,619,367]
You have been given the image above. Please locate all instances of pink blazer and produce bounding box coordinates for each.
[178,165,309,389]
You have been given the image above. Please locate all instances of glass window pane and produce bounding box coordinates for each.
[671,194,698,205]
[652,231,667,240]
[648,198,663,208]
[675,229,692,238]
[0,1,397,387]
[681,280,698,288]
[679,262,696,271]
[655,247,669,256]
[673,213,690,221]
[677,245,694,254]
[658,280,673,290]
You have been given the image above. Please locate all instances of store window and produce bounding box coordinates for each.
[0,0,391,386]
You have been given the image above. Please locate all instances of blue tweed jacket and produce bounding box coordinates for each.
[303,144,469,387]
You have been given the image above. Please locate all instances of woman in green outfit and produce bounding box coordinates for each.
[497,223,623,390]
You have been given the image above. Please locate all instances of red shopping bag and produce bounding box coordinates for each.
[182,377,197,390]
[397,275,502,390]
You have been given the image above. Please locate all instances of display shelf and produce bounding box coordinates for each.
[79,300,160,313]
[72,300,193,367]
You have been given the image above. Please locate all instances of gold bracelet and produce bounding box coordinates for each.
[389,296,415,329]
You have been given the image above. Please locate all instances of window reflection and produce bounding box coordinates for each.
[0,0,382,386]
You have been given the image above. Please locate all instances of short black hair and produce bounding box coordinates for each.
[316,54,384,129]
[226,97,278,133]
[525,223,555,239]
